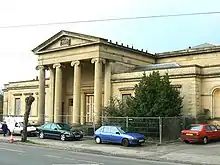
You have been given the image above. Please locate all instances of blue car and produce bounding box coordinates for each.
[94,125,145,147]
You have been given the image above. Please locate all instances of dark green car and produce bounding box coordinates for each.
[36,122,83,141]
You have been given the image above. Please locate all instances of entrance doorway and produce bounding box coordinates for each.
[61,102,65,122]
[86,94,94,123]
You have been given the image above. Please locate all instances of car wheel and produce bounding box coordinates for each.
[39,132,44,139]
[60,134,66,141]
[122,138,129,147]
[184,140,190,144]
[203,137,208,144]
[95,136,101,144]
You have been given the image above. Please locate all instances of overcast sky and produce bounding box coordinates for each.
[0,0,219,89]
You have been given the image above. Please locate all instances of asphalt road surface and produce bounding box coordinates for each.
[0,142,187,165]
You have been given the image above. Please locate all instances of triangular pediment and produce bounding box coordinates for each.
[32,30,107,54]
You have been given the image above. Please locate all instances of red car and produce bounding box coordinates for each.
[181,124,220,144]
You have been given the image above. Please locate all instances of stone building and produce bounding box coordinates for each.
[2,30,220,125]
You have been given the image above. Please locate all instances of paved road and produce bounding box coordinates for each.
[0,142,187,165]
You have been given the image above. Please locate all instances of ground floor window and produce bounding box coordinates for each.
[122,94,132,102]
[14,98,21,115]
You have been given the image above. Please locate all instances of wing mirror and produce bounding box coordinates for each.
[116,132,120,135]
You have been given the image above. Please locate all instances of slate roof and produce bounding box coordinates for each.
[132,62,180,72]
[191,43,215,49]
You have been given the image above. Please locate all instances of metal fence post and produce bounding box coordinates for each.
[159,116,162,145]
[183,116,186,129]
[126,116,129,131]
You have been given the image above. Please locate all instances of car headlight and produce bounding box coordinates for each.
[130,136,138,140]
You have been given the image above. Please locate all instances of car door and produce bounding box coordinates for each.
[109,126,122,143]
[210,125,220,139]
[100,126,111,142]
[216,125,220,139]
[13,122,21,134]
[41,123,52,137]
[50,123,61,138]
[205,125,214,140]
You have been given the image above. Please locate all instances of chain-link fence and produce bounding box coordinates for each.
[101,116,197,144]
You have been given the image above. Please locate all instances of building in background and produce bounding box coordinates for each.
[2,30,220,125]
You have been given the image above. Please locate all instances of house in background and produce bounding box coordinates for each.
[2,30,220,125]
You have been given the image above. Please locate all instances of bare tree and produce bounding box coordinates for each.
[21,95,35,142]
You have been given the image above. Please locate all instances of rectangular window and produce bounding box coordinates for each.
[15,98,21,116]
[122,94,131,102]
[68,99,73,106]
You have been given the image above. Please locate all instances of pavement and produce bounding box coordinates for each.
[0,142,187,165]
[1,135,220,165]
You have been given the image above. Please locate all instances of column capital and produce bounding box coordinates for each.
[71,60,80,67]
[36,65,48,71]
[53,63,64,69]
[91,58,106,64]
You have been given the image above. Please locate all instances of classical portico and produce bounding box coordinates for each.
[31,30,154,125]
[36,59,111,125]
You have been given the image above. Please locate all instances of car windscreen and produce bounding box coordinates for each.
[186,125,203,131]
[57,123,71,130]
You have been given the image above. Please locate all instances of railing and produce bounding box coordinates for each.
[0,114,197,144]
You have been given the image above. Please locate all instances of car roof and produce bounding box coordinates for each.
[101,125,121,128]
[190,124,217,127]
[44,122,68,124]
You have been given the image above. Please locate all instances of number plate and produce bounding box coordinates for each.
[75,135,81,137]
[139,139,144,142]
[186,133,193,136]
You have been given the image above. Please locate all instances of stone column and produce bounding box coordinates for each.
[3,92,8,116]
[36,65,46,125]
[91,58,105,125]
[49,66,55,122]
[104,61,112,107]
[71,61,81,125]
[53,63,63,123]
[80,92,86,125]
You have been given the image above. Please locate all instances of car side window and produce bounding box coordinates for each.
[99,127,104,132]
[210,125,218,131]
[205,125,212,131]
[110,127,119,134]
[216,125,220,130]
[51,124,58,130]
[43,123,51,129]
[103,126,110,133]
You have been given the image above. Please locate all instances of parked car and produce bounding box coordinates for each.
[36,122,83,141]
[4,117,37,136]
[0,122,3,134]
[181,124,220,144]
[94,125,145,147]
